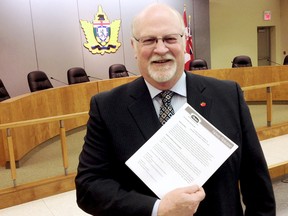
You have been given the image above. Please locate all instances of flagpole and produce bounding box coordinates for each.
[188,15,191,36]
[183,4,187,37]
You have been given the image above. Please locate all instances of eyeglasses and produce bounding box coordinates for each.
[133,34,183,47]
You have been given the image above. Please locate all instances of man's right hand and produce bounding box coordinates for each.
[158,185,205,216]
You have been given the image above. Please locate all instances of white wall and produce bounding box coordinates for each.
[210,0,283,69]
[0,0,210,97]
[1,0,286,97]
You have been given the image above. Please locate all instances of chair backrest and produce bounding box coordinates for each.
[189,58,208,70]
[0,79,10,102]
[67,67,90,85]
[109,64,129,79]
[27,71,53,92]
[283,55,288,65]
[232,55,252,68]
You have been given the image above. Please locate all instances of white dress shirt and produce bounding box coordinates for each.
[145,72,187,116]
[144,72,187,216]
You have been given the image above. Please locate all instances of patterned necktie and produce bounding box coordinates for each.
[159,90,175,125]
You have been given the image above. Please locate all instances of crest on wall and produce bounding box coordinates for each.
[80,5,121,55]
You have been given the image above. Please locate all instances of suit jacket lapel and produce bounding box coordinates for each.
[186,72,213,119]
[127,74,213,141]
[127,78,162,141]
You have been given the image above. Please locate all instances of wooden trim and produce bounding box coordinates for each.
[0,173,76,209]
[0,112,88,130]
[257,122,288,140]
[269,161,288,179]
[241,82,280,91]
[0,165,286,210]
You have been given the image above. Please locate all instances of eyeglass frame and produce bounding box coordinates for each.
[133,33,184,47]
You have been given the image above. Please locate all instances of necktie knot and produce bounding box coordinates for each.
[159,90,175,125]
[160,90,174,105]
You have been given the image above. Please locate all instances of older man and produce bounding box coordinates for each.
[76,3,275,216]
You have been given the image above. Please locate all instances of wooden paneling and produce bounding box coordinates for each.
[0,162,286,210]
[257,122,288,140]
[191,66,288,101]
[1,70,288,209]
[1,66,288,167]
[97,76,139,92]
[0,77,140,167]
[0,173,76,209]
[0,81,99,166]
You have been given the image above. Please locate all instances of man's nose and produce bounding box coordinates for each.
[153,39,169,53]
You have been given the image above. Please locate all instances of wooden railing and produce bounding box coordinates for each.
[2,66,288,167]
[0,76,138,167]
[0,112,88,187]
[242,80,288,127]
[1,76,288,209]
[1,80,288,187]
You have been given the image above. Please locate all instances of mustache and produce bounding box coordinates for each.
[150,54,175,62]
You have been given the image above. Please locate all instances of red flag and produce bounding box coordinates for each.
[183,7,194,70]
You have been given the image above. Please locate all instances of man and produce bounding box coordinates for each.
[76,3,275,216]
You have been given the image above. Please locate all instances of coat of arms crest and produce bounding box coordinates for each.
[80,5,121,55]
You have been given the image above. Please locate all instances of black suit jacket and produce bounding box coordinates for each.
[76,72,275,216]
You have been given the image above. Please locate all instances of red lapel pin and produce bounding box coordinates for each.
[200,102,206,107]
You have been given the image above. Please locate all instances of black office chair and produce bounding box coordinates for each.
[109,64,129,79]
[0,79,10,102]
[232,55,252,68]
[67,67,90,85]
[283,55,288,65]
[189,58,208,71]
[27,71,53,92]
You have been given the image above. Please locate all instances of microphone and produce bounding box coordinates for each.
[127,70,138,76]
[88,75,102,80]
[50,77,68,85]
[266,58,282,66]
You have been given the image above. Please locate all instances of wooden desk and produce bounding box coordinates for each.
[192,65,288,101]
[1,73,288,209]
[0,77,138,167]
[1,66,288,167]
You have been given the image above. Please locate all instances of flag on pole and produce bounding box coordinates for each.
[183,6,194,70]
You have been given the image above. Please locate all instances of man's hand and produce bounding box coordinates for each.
[158,185,205,216]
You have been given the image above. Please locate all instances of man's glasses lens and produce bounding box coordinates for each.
[137,34,183,46]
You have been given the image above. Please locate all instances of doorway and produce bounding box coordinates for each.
[257,27,271,66]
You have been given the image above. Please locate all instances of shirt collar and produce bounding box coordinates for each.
[145,72,187,99]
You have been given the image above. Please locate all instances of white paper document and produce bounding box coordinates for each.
[125,103,238,199]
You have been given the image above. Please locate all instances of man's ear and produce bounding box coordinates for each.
[131,38,135,48]
[131,39,138,59]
